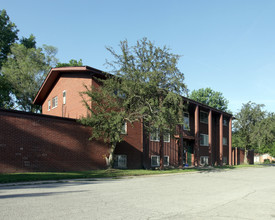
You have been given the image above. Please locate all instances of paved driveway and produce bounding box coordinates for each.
[1,166,275,220]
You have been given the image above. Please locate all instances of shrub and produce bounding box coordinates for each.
[263,159,270,164]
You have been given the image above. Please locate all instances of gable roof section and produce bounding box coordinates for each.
[33,66,106,105]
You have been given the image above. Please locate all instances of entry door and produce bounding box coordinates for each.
[187,146,193,165]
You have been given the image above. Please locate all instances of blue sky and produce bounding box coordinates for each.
[2,0,275,114]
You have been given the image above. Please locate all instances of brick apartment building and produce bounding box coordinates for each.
[33,66,233,169]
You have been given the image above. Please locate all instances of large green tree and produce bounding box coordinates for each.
[0,9,19,108]
[81,38,187,169]
[0,10,59,111]
[20,34,36,49]
[189,87,229,112]
[270,142,275,158]
[0,9,19,67]
[2,44,58,112]
[251,113,275,154]
[0,74,13,108]
[233,102,266,163]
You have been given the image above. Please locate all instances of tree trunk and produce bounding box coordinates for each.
[244,147,248,165]
[159,131,164,170]
[105,143,116,168]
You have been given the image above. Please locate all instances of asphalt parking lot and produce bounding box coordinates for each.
[1,166,275,220]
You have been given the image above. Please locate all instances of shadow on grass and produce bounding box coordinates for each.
[0,170,128,184]
[0,169,197,185]
[0,164,265,186]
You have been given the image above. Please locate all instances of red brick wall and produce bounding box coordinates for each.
[0,109,110,173]
[115,121,144,169]
[42,72,92,119]
[223,117,229,164]
[239,149,245,164]
[232,148,252,165]
[148,138,178,167]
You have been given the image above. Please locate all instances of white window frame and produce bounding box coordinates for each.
[223,137,228,146]
[200,156,209,166]
[200,111,208,124]
[52,96,58,109]
[121,121,127,134]
[63,90,66,105]
[114,155,127,168]
[151,155,160,166]
[164,155,169,166]
[183,112,190,130]
[150,129,160,142]
[163,133,170,143]
[151,155,169,167]
[150,128,170,142]
[48,100,51,111]
[200,134,209,146]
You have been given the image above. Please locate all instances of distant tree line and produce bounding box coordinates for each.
[233,102,275,158]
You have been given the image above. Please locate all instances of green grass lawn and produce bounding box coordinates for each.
[0,168,198,184]
[0,164,264,184]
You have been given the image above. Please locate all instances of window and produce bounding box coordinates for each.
[183,112,190,130]
[163,133,170,143]
[200,156,209,166]
[121,121,127,134]
[223,137,228,145]
[150,129,160,142]
[151,155,169,167]
[150,129,170,142]
[200,134,209,146]
[63,90,66,104]
[222,156,227,165]
[164,156,169,166]
[223,118,228,126]
[113,155,127,168]
[48,100,51,111]
[200,111,208,124]
[151,155,160,166]
[52,96,58,109]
